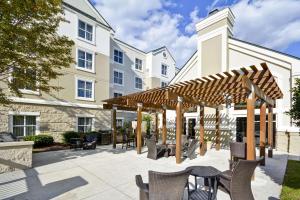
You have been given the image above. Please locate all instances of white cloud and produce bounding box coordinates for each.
[185,7,203,34]
[93,0,197,67]
[231,0,300,50]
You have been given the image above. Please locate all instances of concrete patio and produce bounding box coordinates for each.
[0,145,288,200]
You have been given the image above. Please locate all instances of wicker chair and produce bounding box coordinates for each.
[82,135,97,150]
[218,157,263,200]
[229,142,246,169]
[146,139,165,160]
[135,169,192,200]
[183,139,198,159]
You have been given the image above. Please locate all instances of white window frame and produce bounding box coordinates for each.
[161,63,168,77]
[77,19,95,44]
[8,111,40,136]
[9,68,40,95]
[75,76,95,101]
[161,81,168,88]
[76,114,95,132]
[135,76,143,90]
[113,91,124,98]
[134,57,143,71]
[113,48,124,65]
[113,69,124,86]
[116,117,124,127]
[76,47,95,73]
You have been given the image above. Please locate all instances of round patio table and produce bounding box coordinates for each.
[186,166,220,200]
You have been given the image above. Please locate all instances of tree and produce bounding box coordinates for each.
[0,0,74,104]
[288,78,300,127]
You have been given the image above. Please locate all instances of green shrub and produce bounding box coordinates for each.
[24,135,54,148]
[62,131,80,144]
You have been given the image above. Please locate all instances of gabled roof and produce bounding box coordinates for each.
[63,0,114,31]
[148,46,176,63]
[231,37,300,61]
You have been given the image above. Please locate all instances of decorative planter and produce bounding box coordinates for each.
[207,141,212,150]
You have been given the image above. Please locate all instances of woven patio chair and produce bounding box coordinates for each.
[146,139,165,160]
[218,157,264,200]
[229,142,246,170]
[82,135,97,150]
[135,169,192,200]
[183,139,198,159]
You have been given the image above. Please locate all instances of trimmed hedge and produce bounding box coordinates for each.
[24,135,54,148]
[63,131,107,144]
[62,131,80,144]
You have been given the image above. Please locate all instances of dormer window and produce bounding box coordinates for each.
[78,20,93,41]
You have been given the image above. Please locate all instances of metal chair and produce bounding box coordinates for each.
[135,169,192,200]
[82,135,97,150]
[218,157,264,200]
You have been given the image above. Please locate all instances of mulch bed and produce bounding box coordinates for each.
[33,143,71,153]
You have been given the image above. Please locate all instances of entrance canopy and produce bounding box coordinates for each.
[103,63,282,110]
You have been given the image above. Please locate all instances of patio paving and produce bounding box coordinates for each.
[0,145,288,200]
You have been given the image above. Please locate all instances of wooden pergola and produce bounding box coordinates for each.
[103,63,283,164]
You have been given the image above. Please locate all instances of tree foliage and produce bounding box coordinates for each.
[0,0,74,104]
[288,78,300,127]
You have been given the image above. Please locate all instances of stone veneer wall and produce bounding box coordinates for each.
[276,131,300,156]
[0,141,34,173]
[0,103,111,142]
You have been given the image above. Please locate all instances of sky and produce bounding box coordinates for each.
[92,0,300,68]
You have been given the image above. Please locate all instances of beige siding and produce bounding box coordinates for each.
[201,35,222,76]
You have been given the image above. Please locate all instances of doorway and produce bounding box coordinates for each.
[187,118,196,139]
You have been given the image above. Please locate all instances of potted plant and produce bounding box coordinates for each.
[206,138,212,150]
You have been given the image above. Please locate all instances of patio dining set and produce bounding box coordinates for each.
[136,142,262,200]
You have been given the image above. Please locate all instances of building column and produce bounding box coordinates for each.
[162,108,167,145]
[199,106,205,155]
[112,106,117,149]
[268,105,273,158]
[137,103,143,154]
[260,102,266,165]
[176,97,183,164]
[246,93,256,161]
[215,107,220,151]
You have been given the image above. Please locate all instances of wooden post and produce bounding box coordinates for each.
[137,103,143,154]
[162,108,167,145]
[155,112,159,142]
[112,106,117,149]
[176,97,183,164]
[246,92,256,161]
[199,106,205,155]
[215,107,220,151]
[268,105,273,158]
[260,102,266,165]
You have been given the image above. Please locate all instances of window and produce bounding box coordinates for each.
[13,115,36,137]
[114,49,123,64]
[135,77,143,89]
[78,20,93,41]
[77,117,93,133]
[77,49,93,71]
[13,68,37,91]
[116,118,124,127]
[77,79,93,99]
[161,81,168,87]
[113,92,123,98]
[161,64,168,76]
[113,71,123,85]
[135,58,142,71]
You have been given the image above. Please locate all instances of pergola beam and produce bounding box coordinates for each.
[242,76,275,106]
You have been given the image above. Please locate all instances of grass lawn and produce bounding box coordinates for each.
[280,160,300,200]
